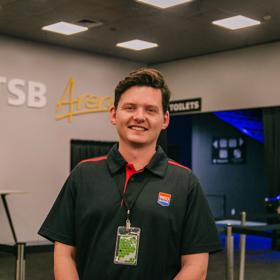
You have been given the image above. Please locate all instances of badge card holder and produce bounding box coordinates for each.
[113,173,150,266]
[114,215,141,266]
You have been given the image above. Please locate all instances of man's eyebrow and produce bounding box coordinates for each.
[146,105,159,110]
[121,103,159,109]
[146,105,158,108]
[121,102,135,106]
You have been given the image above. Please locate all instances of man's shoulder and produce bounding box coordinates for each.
[165,159,198,187]
[70,156,109,180]
[167,159,192,173]
[79,156,108,164]
[75,156,108,173]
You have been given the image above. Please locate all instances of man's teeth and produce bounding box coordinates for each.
[131,126,145,131]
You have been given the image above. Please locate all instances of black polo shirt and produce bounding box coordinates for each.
[38,145,221,280]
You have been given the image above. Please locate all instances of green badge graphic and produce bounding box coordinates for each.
[114,226,141,265]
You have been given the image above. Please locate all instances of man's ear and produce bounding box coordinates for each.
[162,111,170,130]
[109,105,117,125]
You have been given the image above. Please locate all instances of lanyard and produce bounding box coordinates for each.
[114,170,150,230]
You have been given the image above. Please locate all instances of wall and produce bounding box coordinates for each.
[156,42,280,112]
[156,41,277,216]
[0,36,142,243]
[191,113,267,216]
[167,114,192,168]
[2,37,277,243]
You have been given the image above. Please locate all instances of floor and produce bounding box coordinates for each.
[1,236,280,280]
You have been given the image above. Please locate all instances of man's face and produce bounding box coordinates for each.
[109,86,169,149]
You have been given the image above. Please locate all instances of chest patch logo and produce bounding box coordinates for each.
[157,192,171,207]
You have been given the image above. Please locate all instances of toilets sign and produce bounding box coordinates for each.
[0,76,47,108]
[169,98,201,115]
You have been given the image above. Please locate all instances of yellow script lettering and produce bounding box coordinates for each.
[56,78,113,122]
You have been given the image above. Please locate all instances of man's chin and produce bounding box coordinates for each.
[128,140,154,148]
[130,141,147,147]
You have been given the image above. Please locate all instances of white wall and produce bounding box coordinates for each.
[156,42,280,112]
[0,36,142,243]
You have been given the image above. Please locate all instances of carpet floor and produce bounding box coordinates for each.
[1,237,280,280]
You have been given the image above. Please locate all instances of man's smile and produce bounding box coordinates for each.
[128,125,148,131]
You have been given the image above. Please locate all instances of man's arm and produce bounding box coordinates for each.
[54,241,80,280]
[173,253,209,280]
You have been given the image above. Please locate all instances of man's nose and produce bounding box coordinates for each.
[133,108,145,122]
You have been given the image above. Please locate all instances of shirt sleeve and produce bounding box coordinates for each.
[38,167,78,246]
[180,173,222,255]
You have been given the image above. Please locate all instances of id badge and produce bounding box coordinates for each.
[114,226,141,265]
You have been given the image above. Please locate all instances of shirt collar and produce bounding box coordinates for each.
[106,144,168,178]
[106,144,126,174]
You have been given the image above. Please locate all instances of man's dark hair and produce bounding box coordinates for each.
[114,68,171,112]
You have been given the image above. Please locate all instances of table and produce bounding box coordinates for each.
[0,190,26,243]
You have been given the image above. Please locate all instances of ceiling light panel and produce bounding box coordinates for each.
[42,21,88,35]
[212,15,261,30]
[136,0,192,9]
[116,39,158,51]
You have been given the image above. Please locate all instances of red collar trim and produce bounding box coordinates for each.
[80,156,107,164]
[168,160,191,171]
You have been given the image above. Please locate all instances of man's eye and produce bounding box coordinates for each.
[147,107,157,113]
[124,106,134,111]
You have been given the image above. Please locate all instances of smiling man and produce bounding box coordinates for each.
[110,84,169,170]
[38,68,221,280]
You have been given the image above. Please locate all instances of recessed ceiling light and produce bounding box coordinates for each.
[212,15,261,30]
[116,39,158,51]
[136,0,192,9]
[42,21,88,35]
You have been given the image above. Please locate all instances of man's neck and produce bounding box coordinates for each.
[118,143,156,171]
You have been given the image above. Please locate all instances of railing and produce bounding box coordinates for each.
[221,212,280,280]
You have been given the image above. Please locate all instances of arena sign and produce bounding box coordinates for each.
[0,76,47,108]
[169,98,201,115]
[0,75,113,122]
[55,78,113,123]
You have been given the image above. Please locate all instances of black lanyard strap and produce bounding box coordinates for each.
[114,171,151,212]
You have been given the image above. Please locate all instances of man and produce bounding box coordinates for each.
[39,68,221,280]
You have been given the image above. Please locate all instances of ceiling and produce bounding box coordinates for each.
[0,0,280,65]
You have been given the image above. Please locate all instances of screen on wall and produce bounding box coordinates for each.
[212,137,245,164]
